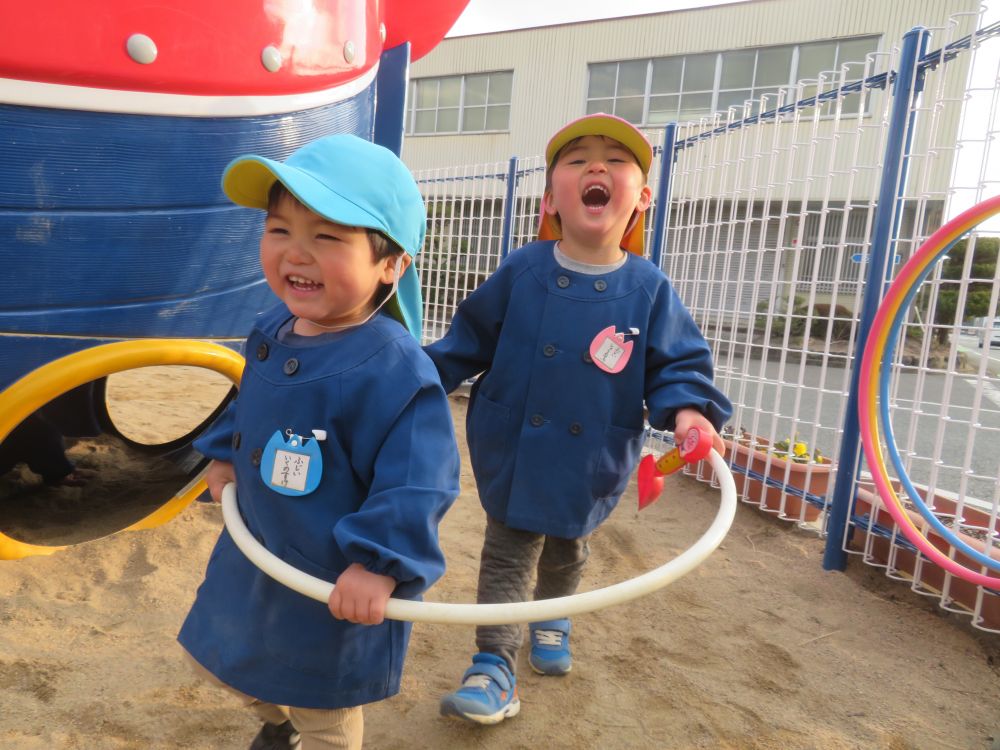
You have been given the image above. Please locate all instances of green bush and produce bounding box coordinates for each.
[756,297,853,341]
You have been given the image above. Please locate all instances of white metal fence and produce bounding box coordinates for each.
[412,9,1000,632]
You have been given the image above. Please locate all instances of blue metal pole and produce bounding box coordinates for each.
[500,156,519,258]
[823,27,928,570]
[373,43,411,156]
[651,123,678,269]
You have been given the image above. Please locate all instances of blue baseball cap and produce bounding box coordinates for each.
[221,134,426,339]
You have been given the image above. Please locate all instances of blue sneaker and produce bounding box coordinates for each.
[528,619,572,675]
[439,653,520,725]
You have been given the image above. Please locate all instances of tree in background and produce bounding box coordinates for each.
[927,235,998,346]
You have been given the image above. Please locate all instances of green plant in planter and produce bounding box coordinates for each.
[725,426,828,465]
[771,435,829,464]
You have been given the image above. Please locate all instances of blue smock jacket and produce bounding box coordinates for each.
[179,305,460,709]
[425,241,731,538]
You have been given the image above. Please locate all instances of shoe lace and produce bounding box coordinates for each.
[534,629,564,646]
[462,674,495,689]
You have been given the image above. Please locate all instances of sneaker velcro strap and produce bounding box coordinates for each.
[463,661,513,691]
[530,618,571,634]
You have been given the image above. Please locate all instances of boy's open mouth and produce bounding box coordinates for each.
[288,275,323,291]
[582,184,610,209]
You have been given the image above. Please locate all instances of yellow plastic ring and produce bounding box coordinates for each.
[0,339,244,560]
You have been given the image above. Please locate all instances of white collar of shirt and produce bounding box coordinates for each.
[553,241,628,275]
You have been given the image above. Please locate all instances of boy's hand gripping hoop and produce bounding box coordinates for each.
[637,427,713,509]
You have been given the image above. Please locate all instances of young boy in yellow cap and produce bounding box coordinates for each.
[179,134,460,749]
[426,113,732,725]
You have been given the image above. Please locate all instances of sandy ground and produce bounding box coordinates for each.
[1,367,1000,750]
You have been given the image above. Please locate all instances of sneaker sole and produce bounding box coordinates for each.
[440,698,521,725]
[528,660,572,676]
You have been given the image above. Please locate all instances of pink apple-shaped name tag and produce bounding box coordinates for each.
[589,326,634,374]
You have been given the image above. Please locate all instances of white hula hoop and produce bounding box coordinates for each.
[221,449,737,625]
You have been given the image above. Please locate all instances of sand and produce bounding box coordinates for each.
[1,367,999,750]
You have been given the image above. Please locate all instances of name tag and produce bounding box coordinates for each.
[589,326,635,374]
[260,430,324,496]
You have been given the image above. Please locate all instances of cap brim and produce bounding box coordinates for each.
[545,114,653,175]
[222,156,399,244]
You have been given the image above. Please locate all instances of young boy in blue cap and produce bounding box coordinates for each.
[179,134,460,749]
[426,114,733,725]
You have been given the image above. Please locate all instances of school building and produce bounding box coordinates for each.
[401,0,983,315]
[403,0,977,169]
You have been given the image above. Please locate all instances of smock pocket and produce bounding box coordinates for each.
[263,545,389,684]
[466,393,510,490]
[592,424,644,501]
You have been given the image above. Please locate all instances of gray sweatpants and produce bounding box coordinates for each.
[475,515,591,673]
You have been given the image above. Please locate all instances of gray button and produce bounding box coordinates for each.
[582,351,593,363]
[594,279,608,292]
[232,432,241,450]
[283,358,299,375]
[256,343,269,361]
[557,275,570,288]
[543,344,556,357]
[250,448,263,467]
[569,422,583,435]
[530,414,544,427]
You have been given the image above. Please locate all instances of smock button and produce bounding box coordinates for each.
[543,344,556,357]
[283,358,299,375]
[250,448,263,467]
[530,414,544,427]
[582,351,593,363]
[557,275,570,288]
[594,279,607,292]
[232,432,241,450]
[569,422,583,435]
[256,343,269,360]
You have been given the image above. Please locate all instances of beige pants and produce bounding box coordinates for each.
[182,649,364,749]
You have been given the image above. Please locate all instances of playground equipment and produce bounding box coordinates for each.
[0,0,468,557]
[858,195,1000,588]
[0,341,244,559]
[221,447,737,625]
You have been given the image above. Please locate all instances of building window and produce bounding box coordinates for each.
[407,71,513,135]
[586,36,879,124]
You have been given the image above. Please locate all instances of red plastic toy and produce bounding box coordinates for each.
[636,427,713,509]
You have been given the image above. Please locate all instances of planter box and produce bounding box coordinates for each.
[851,487,1000,630]
[722,437,830,522]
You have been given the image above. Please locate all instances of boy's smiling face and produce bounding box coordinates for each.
[543,135,652,261]
[260,192,407,336]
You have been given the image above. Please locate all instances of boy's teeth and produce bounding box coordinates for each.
[288,275,320,288]
[582,185,610,206]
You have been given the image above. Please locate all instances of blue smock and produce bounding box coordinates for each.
[179,305,460,709]
[425,241,732,538]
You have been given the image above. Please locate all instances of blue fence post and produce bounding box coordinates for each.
[500,156,519,258]
[823,27,929,571]
[651,123,678,268]
[373,43,410,156]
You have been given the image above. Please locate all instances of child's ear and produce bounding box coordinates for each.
[542,190,559,217]
[635,185,653,213]
[379,254,411,284]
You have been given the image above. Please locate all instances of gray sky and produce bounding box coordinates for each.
[447,0,747,36]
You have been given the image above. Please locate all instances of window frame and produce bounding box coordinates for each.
[585,35,881,126]
[407,70,514,136]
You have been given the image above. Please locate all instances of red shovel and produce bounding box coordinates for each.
[637,426,713,509]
